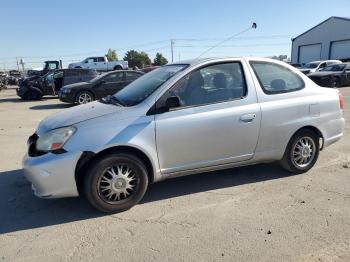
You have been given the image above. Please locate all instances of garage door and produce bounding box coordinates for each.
[298,44,321,64]
[330,40,350,60]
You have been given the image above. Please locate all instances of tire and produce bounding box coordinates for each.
[84,153,149,213]
[280,129,320,174]
[331,77,341,88]
[23,89,42,100]
[113,65,123,70]
[76,91,94,105]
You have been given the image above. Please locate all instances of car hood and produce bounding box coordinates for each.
[36,101,127,135]
[300,68,313,72]
[308,71,338,77]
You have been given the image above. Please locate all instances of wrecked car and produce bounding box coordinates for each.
[17,68,97,100]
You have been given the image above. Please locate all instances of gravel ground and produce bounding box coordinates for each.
[0,86,349,262]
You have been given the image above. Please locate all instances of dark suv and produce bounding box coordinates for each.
[17,69,97,100]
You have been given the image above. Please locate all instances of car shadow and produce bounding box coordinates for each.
[0,97,58,103]
[29,103,74,110]
[0,164,296,234]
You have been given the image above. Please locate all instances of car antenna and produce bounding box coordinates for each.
[196,22,257,59]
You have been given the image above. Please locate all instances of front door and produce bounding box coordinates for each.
[100,71,125,96]
[155,61,261,174]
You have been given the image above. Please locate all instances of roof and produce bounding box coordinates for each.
[169,56,290,66]
[292,16,350,41]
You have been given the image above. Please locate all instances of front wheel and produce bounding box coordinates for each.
[280,129,320,174]
[76,91,94,105]
[23,89,43,100]
[331,77,341,88]
[84,153,149,213]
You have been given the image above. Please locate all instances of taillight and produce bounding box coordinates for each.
[338,90,344,110]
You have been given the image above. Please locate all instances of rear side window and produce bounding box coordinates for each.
[126,72,142,80]
[250,61,304,94]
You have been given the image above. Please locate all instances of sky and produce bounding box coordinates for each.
[0,0,349,70]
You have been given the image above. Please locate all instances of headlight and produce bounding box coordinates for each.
[61,88,71,93]
[36,126,76,152]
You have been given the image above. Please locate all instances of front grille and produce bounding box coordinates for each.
[28,133,47,157]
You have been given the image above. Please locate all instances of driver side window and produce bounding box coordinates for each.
[104,72,124,83]
[319,63,326,69]
[170,62,247,108]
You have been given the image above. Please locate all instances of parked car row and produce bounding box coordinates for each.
[14,56,147,103]
[296,60,350,87]
[0,70,22,86]
[308,63,350,87]
[23,57,345,213]
[298,60,341,75]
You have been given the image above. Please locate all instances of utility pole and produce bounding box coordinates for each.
[170,39,174,63]
[16,58,20,71]
[19,58,25,72]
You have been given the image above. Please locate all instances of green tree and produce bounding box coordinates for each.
[123,50,151,69]
[153,53,168,66]
[105,48,118,61]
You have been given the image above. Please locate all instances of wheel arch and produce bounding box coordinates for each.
[289,125,324,150]
[113,65,123,70]
[75,145,155,195]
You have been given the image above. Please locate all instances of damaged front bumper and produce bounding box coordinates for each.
[22,151,82,198]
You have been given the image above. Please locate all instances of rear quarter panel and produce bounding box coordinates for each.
[245,58,344,161]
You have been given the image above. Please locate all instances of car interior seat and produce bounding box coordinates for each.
[270,79,287,92]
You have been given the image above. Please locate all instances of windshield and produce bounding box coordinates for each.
[321,64,346,72]
[88,72,107,83]
[113,64,188,106]
[303,62,319,69]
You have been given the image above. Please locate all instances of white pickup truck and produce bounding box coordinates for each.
[68,56,128,71]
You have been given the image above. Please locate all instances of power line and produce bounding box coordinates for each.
[0,34,293,61]
[0,40,170,60]
[197,23,257,58]
[177,43,290,48]
[175,34,292,41]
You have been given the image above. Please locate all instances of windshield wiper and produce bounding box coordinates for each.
[100,95,126,106]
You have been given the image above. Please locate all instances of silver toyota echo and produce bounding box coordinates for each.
[23,57,345,213]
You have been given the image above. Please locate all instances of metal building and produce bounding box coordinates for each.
[291,16,350,64]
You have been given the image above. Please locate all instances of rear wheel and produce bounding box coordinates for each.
[113,65,123,70]
[280,129,320,174]
[76,91,94,105]
[84,153,149,213]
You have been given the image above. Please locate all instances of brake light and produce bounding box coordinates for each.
[338,90,344,110]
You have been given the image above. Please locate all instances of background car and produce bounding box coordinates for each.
[68,56,128,71]
[59,70,144,104]
[299,60,341,74]
[17,68,97,100]
[308,63,350,87]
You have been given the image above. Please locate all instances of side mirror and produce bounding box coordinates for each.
[165,96,180,110]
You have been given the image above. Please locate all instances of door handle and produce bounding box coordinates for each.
[240,113,256,123]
